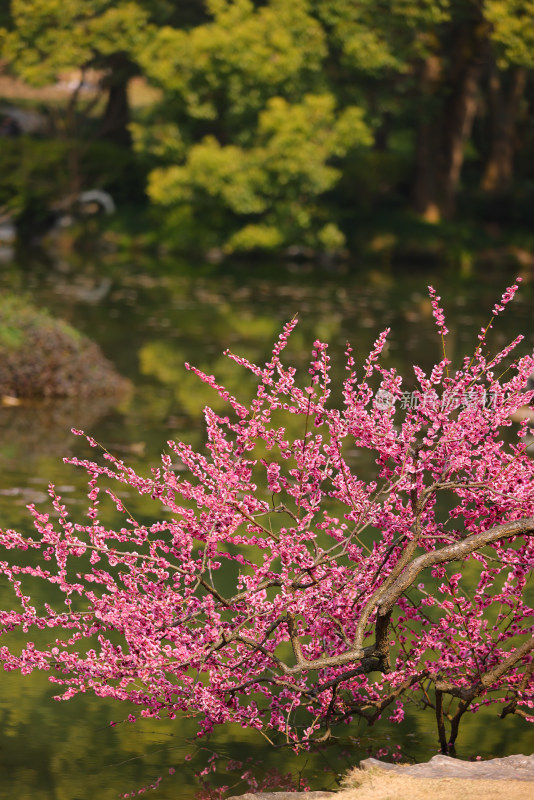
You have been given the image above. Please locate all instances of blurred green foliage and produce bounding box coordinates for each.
[0,137,144,227]
[147,93,371,251]
[486,0,534,67]
[1,0,534,254]
[1,1,147,85]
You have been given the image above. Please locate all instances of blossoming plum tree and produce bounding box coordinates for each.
[1,282,533,755]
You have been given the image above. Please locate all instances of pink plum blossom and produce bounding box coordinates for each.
[0,286,533,755]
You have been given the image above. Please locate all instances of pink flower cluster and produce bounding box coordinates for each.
[0,286,533,754]
[428,285,449,336]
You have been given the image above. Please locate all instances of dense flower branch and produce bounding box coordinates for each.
[0,282,533,752]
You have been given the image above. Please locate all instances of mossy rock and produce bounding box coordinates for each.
[0,293,130,398]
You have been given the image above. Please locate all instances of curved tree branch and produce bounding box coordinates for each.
[378,516,534,615]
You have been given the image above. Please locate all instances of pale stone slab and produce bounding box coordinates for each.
[227,792,334,799]
[359,753,534,781]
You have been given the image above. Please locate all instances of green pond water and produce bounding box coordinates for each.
[0,255,533,799]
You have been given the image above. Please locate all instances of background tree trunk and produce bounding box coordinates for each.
[440,37,487,218]
[413,56,442,222]
[481,65,527,194]
[412,10,490,221]
[98,54,136,147]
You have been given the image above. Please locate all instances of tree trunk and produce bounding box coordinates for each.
[481,65,527,194]
[98,54,137,147]
[440,37,487,218]
[412,12,490,221]
[99,78,132,147]
[413,56,442,222]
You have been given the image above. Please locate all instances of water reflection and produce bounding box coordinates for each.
[0,257,533,797]
[0,396,128,464]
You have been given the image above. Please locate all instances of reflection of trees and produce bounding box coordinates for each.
[135,283,357,422]
[133,271,534,439]
[0,396,128,464]
[140,343,261,416]
[0,667,197,799]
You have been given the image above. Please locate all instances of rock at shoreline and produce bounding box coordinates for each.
[358,752,534,781]
[0,294,129,399]
[227,793,334,800]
